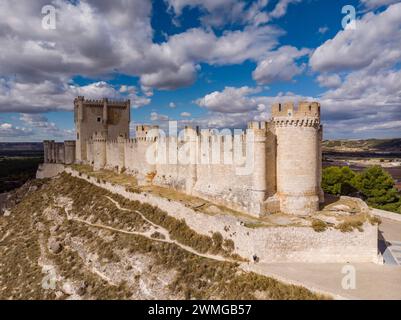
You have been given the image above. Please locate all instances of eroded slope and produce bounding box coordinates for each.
[0,173,326,300]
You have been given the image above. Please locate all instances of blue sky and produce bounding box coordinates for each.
[0,0,400,141]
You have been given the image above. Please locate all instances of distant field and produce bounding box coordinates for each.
[0,143,43,193]
[323,138,401,192]
[322,138,401,156]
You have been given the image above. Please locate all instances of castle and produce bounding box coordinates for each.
[44,97,324,217]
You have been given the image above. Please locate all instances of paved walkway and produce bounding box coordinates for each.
[244,262,401,300]
[380,217,401,265]
[242,217,401,300]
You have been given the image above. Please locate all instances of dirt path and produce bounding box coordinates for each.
[67,197,235,264]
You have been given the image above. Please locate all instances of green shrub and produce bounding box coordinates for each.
[322,165,401,214]
[322,166,357,196]
[353,166,400,213]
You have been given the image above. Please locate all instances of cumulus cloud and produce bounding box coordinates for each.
[166,0,303,28]
[196,86,263,113]
[19,113,73,139]
[354,120,401,132]
[318,26,329,34]
[360,0,401,9]
[308,3,401,138]
[310,3,401,73]
[195,74,401,138]
[0,0,285,98]
[252,46,310,84]
[318,68,401,137]
[194,86,314,128]
[150,112,169,121]
[0,123,32,139]
[169,102,177,108]
[316,74,342,88]
[165,0,270,27]
[180,112,191,117]
[0,79,150,113]
[270,0,302,19]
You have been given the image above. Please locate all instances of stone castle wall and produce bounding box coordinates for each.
[43,140,75,165]
[43,99,324,217]
[63,166,379,264]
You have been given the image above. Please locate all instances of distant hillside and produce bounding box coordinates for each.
[323,139,401,153]
[0,142,43,151]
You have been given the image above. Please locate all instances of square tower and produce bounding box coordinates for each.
[74,96,130,162]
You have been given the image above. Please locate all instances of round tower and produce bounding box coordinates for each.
[272,101,322,215]
[183,126,198,194]
[247,121,267,216]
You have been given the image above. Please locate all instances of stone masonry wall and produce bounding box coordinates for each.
[63,165,379,264]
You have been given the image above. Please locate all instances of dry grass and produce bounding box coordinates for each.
[311,219,328,232]
[70,164,138,187]
[0,174,329,300]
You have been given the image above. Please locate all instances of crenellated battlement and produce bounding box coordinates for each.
[44,98,323,217]
[272,101,320,119]
[74,96,130,108]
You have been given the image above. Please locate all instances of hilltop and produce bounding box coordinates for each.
[323,138,401,154]
[0,173,324,300]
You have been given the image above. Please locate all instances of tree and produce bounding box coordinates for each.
[352,165,401,211]
[322,166,357,196]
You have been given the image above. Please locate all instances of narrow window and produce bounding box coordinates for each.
[278,103,282,112]
[97,117,101,122]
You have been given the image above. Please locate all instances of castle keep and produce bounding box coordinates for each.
[44,97,324,217]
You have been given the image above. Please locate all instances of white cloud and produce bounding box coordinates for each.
[252,46,310,84]
[18,113,75,140]
[180,112,191,117]
[166,0,270,27]
[150,112,169,121]
[166,0,302,27]
[140,63,198,90]
[0,122,32,139]
[316,74,342,88]
[307,2,401,138]
[354,120,401,132]
[360,0,401,9]
[318,68,401,137]
[196,86,263,113]
[0,0,285,97]
[195,78,401,138]
[270,0,302,19]
[310,3,401,73]
[195,86,316,128]
[0,79,150,113]
[318,26,329,34]
[0,123,12,130]
[169,102,177,108]
[192,90,314,129]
